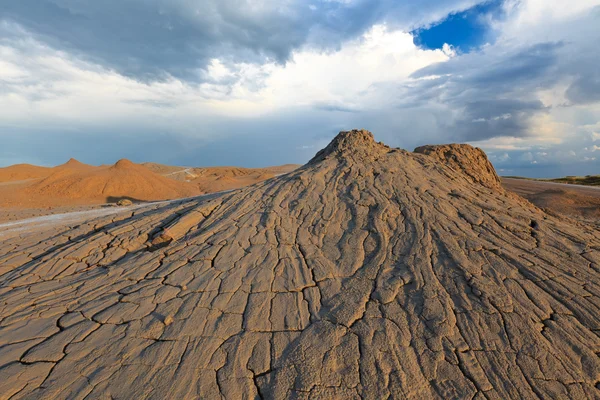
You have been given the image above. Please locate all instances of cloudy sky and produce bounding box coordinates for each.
[1,0,599,177]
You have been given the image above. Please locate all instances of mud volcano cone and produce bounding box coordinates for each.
[1,130,600,399]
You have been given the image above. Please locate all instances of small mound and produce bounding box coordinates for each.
[414,143,501,189]
[112,159,136,170]
[57,158,93,170]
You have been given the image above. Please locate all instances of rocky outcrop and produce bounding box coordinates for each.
[414,143,502,189]
[1,130,600,399]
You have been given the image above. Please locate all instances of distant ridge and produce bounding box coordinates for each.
[0,163,52,183]
[25,158,199,203]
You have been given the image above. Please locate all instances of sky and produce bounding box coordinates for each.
[0,0,599,177]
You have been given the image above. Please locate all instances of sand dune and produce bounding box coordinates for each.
[1,130,599,399]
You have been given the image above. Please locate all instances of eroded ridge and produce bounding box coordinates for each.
[1,130,600,399]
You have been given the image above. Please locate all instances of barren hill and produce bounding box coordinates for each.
[23,159,200,205]
[0,164,52,183]
[190,166,293,193]
[0,158,95,185]
[0,160,297,223]
[1,130,600,399]
[55,158,96,171]
[143,162,300,192]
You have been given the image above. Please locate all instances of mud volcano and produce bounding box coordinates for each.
[1,130,600,399]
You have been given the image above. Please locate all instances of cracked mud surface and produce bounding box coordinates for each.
[1,130,600,399]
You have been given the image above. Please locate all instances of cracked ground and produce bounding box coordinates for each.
[1,130,600,399]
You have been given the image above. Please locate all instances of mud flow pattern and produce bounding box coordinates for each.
[1,130,600,399]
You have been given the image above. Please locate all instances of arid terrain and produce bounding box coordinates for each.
[505,175,600,187]
[0,160,298,224]
[2,154,596,226]
[502,178,600,221]
[2,155,598,228]
[1,130,599,399]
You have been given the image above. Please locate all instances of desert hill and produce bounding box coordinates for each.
[55,158,97,171]
[142,163,298,179]
[0,160,298,223]
[24,158,200,205]
[141,162,190,176]
[0,163,52,183]
[1,130,600,399]
[0,158,98,184]
[0,160,297,209]
[190,166,296,193]
[143,162,300,191]
[0,158,97,185]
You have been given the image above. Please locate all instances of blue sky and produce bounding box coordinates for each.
[412,0,505,52]
[0,0,599,177]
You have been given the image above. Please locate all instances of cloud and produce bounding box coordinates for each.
[1,0,485,81]
[0,21,452,167]
[0,22,450,127]
[393,6,600,146]
[566,71,600,105]
[0,0,599,179]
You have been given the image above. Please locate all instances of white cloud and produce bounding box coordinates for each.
[251,25,450,110]
[0,23,451,124]
[502,0,599,30]
[442,43,457,58]
[1,1,599,176]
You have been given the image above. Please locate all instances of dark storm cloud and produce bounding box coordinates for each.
[566,71,600,105]
[411,42,562,87]
[408,8,600,144]
[467,42,561,87]
[562,7,600,105]
[313,103,359,113]
[402,42,564,141]
[0,0,484,81]
[457,99,546,141]
[2,1,600,179]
